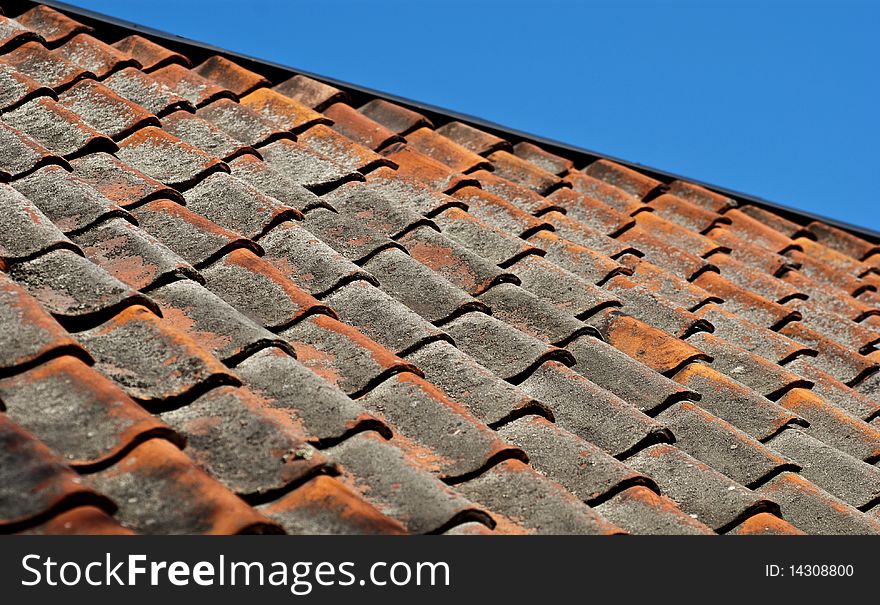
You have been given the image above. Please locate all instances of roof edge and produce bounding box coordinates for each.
[27,0,880,243]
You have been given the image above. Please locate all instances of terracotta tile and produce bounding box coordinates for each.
[528,230,628,285]
[58,78,160,140]
[20,505,134,535]
[273,74,346,110]
[55,33,139,78]
[111,34,190,71]
[666,180,737,212]
[298,123,394,174]
[512,141,574,175]
[436,121,510,156]
[0,355,180,468]
[1,41,94,90]
[300,205,401,263]
[0,14,43,52]
[159,384,329,497]
[673,361,806,441]
[0,271,87,372]
[150,62,234,107]
[792,236,873,278]
[621,256,717,311]
[197,97,285,147]
[434,206,542,265]
[15,5,92,46]
[539,210,637,258]
[382,143,474,192]
[647,193,724,233]
[487,149,565,194]
[473,168,558,214]
[582,158,663,199]
[806,220,880,261]
[323,102,402,150]
[71,217,198,291]
[457,459,623,535]
[0,415,114,532]
[722,208,798,253]
[240,87,331,133]
[236,346,388,444]
[359,98,432,135]
[727,512,805,535]
[452,185,552,236]
[104,66,193,116]
[323,179,431,238]
[595,486,716,535]
[258,475,406,535]
[116,126,228,188]
[405,126,492,173]
[76,304,237,406]
[520,360,669,458]
[193,55,269,96]
[545,187,635,234]
[3,96,115,158]
[711,252,804,303]
[202,248,332,331]
[563,170,644,213]
[705,227,795,275]
[0,60,52,111]
[150,279,292,365]
[615,224,713,279]
[0,181,76,261]
[737,204,805,239]
[87,437,281,534]
[162,110,259,162]
[71,151,183,207]
[259,137,360,192]
[692,270,799,327]
[785,357,880,420]
[228,152,325,210]
[603,276,709,338]
[281,313,420,397]
[779,320,877,386]
[757,472,880,535]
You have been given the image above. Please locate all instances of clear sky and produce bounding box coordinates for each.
[65,0,879,231]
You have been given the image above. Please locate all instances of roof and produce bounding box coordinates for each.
[1,1,879,536]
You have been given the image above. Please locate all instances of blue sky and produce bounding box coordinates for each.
[66,0,879,231]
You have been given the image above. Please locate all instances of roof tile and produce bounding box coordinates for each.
[487,149,565,194]
[528,230,627,285]
[359,99,432,135]
[497,415,654,502]
[280,313,419,397]
[70,151,183,207]
[193,55,268,96]
[358,372,522,480]
[756,471,880,535]
[150,279,293,364]
[563,170,644,213]
[646,193,724,233]
[240,87,330,132]
[130,198,260,267]
[19,505,134,535]
[434,207,541,265]
[545,187,635,234]
[382,143,474,192]
[159,384,329,497]
[0,181,76,261]
[785,357,880,420]
[0,59,52,111]
[582,158,663,199]
[594,485,716,535]
[727,512,805,535]
[666,180,737,212]
[259,137,358,191]
[0,415,113,532]
[116,125,228,188]
[54,33,139,78]
[406,340,544,426]
[0,355,180,468]
[149,62,234,107]
[436,121,510,156]
[111,34,190,71]
[767,429,880,509]
[518,361,669,457]
[0,271,87,372]
[300,206,400,262]
[298,123,394,174]
[227,153,324,210]
[75,304,237,406]
[15,5,92,46]
[72,217,199,291]
[103,66,193,115]
[86,437,280,534]
[201,248,331,330]
[273,74,346,111]
[806,220,880,262]
[452,185,550,236]
[236,346,387,444]
[405,126,492,173]
[323,280,450,355]
[258,475,406,535]
[456,459,622,535]
[0,15,43,52]
[162,110,258,162]
[672,362,805,441]
[1,40,93,90]
[565,333,697,415]
[8,248,157,325]
[326,431,490,534]
[3,96,114,158]
[625,443,777,532]
[322,102,402,150]
[512,141,574,175]
[196,98,283,147]
[183,171,299,239]
[57,78,160,140]
[363,247,486,324]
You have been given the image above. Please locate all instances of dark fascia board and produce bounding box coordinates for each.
[24,0,880,243]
